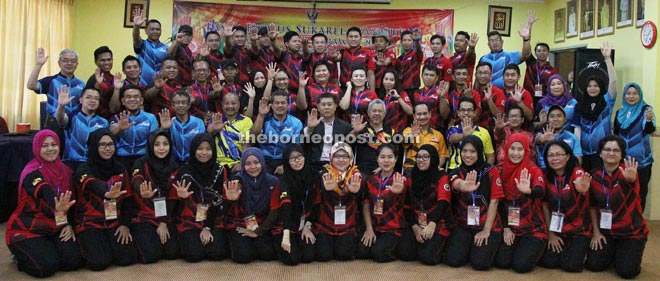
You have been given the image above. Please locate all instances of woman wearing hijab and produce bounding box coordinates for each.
[73,128,138,270]
[310,142,363,261]
[6,129,82,278]
[494,133,547,273]
[586,135,649,279]
[446,136,504,270]
[242,69,267,119]
[614,82,655,211]
[130,130,180,263]
[405,144,452,265]
[357,144,416,263]
[538,141,592,272]
[573,42,617,173]
[537,74,577,130]
[224,147,279,263]
[275,144,317,265]
[173,133,229,262]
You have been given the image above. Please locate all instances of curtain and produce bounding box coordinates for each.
[0,0,74,131]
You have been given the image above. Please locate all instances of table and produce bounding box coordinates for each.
[0,132,35,222]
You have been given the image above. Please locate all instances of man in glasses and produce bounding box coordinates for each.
[446,97,495,172]
[402,103,449,176]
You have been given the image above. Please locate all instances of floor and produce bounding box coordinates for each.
[1,222,659,280]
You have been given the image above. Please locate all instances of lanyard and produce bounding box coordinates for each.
[602,168,610,209]
[554,176,564,212]
[194,82,210,111]
[157,185,162,198]
[535,62,547,84]
[420,85,436,99]
[377,173,393,198]
[353,89,365,113]
[471,171,483,206]
[199,187,205,204]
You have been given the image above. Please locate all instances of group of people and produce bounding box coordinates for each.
[7,8,653,279]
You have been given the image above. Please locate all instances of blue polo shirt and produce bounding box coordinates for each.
[135,39,168,86]
[258,114,303,160]
[479,51,521,89]
[536,130,583,168]
[63,112,109,162]
[110,110,159,157]
[542,98,578,131]
[170,115,206,162]
[35,73,85,116]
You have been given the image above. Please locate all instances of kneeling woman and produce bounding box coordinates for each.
[494,133,547,273]
[586,135,649,279]
[539,141,592,272]
[225,147,279,263]
[310,142,362,261]
[173,133,229,262]
[6,129,82,278]
[357,144,416,262]
[130,130,180,263]
[446,136,503,270]
[406,144,453,265]
[74,128,138,270]
[276,144,317,265]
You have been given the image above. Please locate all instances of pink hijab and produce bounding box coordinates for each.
[18,130,72,195]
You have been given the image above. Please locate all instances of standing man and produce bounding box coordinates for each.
[369,31,397,90]
[86,46,115,119]
[223,24,251,85]
[132,10,168,86]
[145,57,182,116]
[479,11,537,89]
[334,27,375,88]
[450,31,478,85]
[523,43,558,104]
[503,64,534,122]
[199,31,224,74]
[397,29,424,92]
[167,25,195,86]
[425,35,453,82]
[303,33,339,85]
[276,31,304,95]
[110,55,147,114]
[473,62,506,130]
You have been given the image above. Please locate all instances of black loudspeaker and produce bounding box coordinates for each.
[572,48,615,101]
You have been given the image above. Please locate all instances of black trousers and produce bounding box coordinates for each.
[179,228,228,262]
[355,230,414,263]
[78,227,139,271]
[273,233,316,265]
[8,233,83,278]
[638,164,652,211]
[538,235,589,272]
[494,235,546,273]
[131,222,180,263]
[445,226,502,270]
[227,230,276,263]
[315,232,356,261]
[586,236,647,279]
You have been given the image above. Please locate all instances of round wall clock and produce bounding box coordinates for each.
[641,21,657,49]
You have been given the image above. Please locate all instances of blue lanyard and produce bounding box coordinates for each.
[157,185,161,198]
[554,176,563,212]
[420,85,436,99]
[199,187,205,204]
[602,168,610,209]
[377,173,393,198]
[535,62,547,84]
[353,89,365,113]
[471,171,482,206]
[57,185,61,195]
[194,82,209,111]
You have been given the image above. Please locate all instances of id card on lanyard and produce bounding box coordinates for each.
[600,168,613,230]
[104,182,118,221]
[195,189,208,222]
[334,190,346,225]
[153,186,167,218]
[549,177,565,233]
[467,172,482,226]
[508,185,520,226]
[374,174,392,215]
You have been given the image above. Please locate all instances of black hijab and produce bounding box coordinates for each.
[281,144,315,206]
[184,133,219,186]
[84,128,125,181]
[459,135,488,173]
[143,129,178,189]
[576,76,607,121]
[411,144,444,199]
[244,69,267,117]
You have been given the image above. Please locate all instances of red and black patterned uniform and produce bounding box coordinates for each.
[222,185,280,232]
[342,88,378,122]
[339,47,374,86]
[305,82,342,110]
[363,174,410,235]
[305,53,338,84]
[383,91,412,133]
[477,85,506,130]
[205,50,225,78]
[250,47,275,75]
[354,126,396,175]
[175,45,194,86]
[407,175,452,236]
[130,162,178,227]
[369,49,398,90]
[211,81,242,115]
[523,57,557,103]
[450,51,476,85]
[189,82,215,118]
[86,72,115,119]
[398,49,424,91]
[424,55,453,82]
[413,86,442,129]
[499,167,547,239]
[544,168,592,237]
[450,168,504,231]
[146,80,183,116]
[74,171,130,233]
[226,46,251,85]
[277,51,303,94]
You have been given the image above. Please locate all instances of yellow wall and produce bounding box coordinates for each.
[70,0,660,218]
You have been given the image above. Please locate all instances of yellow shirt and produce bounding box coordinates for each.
[215,115,253,168]
[402,126,449,169]
[446,125,494,170]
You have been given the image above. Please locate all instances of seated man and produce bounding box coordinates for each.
[110,86,159,169]
[402,103,449,176]
[55,87,108,170]
[535,105,583,168]
[207,92,253,173]
[160,90,206,163]
[446,97,495,172]
[250,90,303,175]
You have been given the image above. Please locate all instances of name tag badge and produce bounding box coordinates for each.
[507,206,520,226]
[373,198,384,215]
[244,214,259,231]
[55,210,68,226]
[417,212,427,227]
[534,84,543,97]
[550,211,564,233]
[468,205,480,226]
[195,204,209,222]
[154,197,167,217]
[334,205,346,225]
[600,209,613,230]
[104,199,118,220]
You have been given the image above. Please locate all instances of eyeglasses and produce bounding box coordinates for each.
[602,148,621,154]
[547,153,567,159]
[83,96,100,101]
[476,71,491,76]
[333,155,350,160]
[416,155,430,161]
[289,155,305,162]
[98,142,115,149]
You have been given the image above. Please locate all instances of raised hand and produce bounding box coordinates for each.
[113,72,124,89]
[175,32,186,44]
[461,117,475,137]
[411,120,422,136]
[322,173,337,191]
[211,75,224,93]
[118,110,136,131]
[389,89,400,100]
[512,85,523,103]
[243,82,256,99]
[351,114,367,133]
[483,83,493,100]
[601,42,613,59]
[209,113,227,132]
[258,96,270,116]
[411,28,421,41]
[132,8,146,26]
[105,181,127,199]
[346,81,352,90]
[387,173,405,194]
[159,108,173,130]
[306,108,321,129]
[573,172,591,193]
[173,179,193,199]
[437,80,450,96]
[223,21,234,37]
[199,43,210,57]
[94,67,104,86]
[468,33,479,48]
[267,62,279,80]
[54,190,76,212]
[153,72,166,89]
[57,86,74,107]
[376,52,387,66]
[539,108,548,124]
[514,168,532,194]
[347,173,362,193]
[620,157,638,183]
[645,108,654,122]
[542,123,555,142]
[329,46,341,60]
[248,25,259,41]
[267,23,278,40]
[462,170,481,192]
[494,113,508,130]
[35,48,49,66]
[224,180,241,201]
[526,10,539,26]
[518,23,531,40]
[298,71,308,87]
[139,181,157,199]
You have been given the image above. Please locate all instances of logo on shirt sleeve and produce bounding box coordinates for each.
[496,178,502,186]
[132,169,140,176]
[280,192,288,199]
[444,184,450,191]
[32,177,43,186]
[79,174,88,183]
